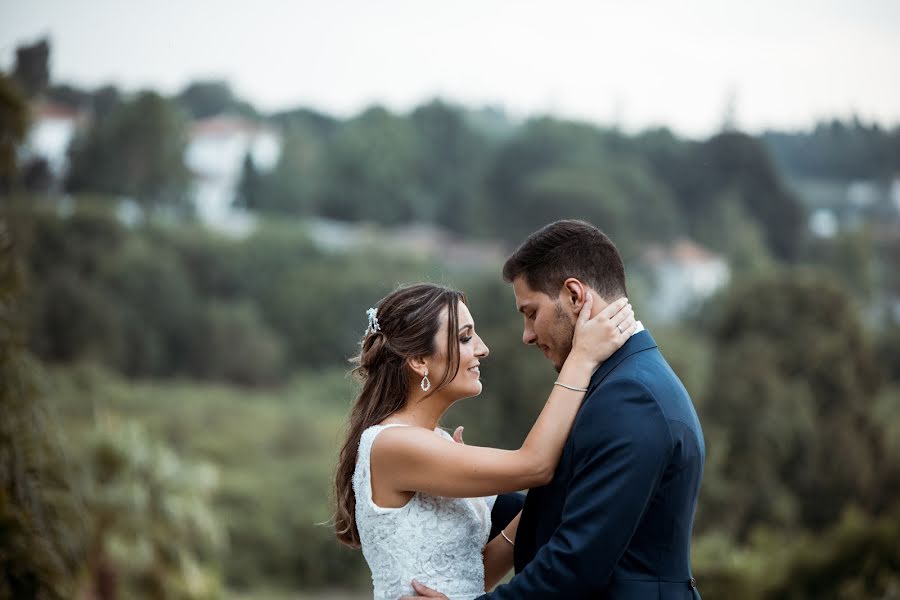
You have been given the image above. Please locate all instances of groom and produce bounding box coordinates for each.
[406,220,705,599]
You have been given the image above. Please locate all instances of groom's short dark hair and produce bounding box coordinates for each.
[502,220,627,301]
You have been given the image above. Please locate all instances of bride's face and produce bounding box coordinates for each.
[426,302,490,401]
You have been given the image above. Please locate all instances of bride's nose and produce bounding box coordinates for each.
[476,336,489,358]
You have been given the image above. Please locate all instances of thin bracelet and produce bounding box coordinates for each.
[554,381,588,393]
[500,529,515,547]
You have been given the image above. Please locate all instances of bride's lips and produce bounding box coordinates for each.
[467,363,480,376]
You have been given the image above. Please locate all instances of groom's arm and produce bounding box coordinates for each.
[476,378,672,599]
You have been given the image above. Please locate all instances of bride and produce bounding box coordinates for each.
[333,283,635,600]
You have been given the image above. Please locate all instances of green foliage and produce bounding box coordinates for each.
[233,154,261,210]
[0,208,82,600]
[245,118,327,215]
[802,230,879,300]
[66,91,193,212]
[701,269,888,536]
[764,118,900,181]
[176,80,257,120]
[0,73,29,188]
[483,117,681,253]
[877,325,900,384]
[20,207,448,379]
[694,505,900,600]
[77,418,226,599]
[319,106,426,223]
[410,99,492,234]
[43,364,371,594]
[692,132,806,260]
[192,301,285,385]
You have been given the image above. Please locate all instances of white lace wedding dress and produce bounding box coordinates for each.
[354,424,497,600]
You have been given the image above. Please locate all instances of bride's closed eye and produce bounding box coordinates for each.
[460,336,473,344]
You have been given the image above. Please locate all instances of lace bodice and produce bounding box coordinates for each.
[353,424,497,600]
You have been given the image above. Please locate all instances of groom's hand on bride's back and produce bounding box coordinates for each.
[400,579,449,599]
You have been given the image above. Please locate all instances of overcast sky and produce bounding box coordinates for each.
[2,0,898,137]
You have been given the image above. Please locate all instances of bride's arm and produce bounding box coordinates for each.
[483,511,520,590]
[372,295,635,499]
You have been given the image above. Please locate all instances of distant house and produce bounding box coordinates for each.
[23,100,85,179]
[185,114,281,234]
[795,176,900,236]
[642,239,730,323]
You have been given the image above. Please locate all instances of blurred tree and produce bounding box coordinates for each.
[99,237,198,377]
[29,267,125,363]
[484,117,608,242]
[90,85,122,121]
[764,118,900,181]
[192,301,285,385]
[25,209,128,365]
[45,84,121,121]
[78,419,225,599]
[20,157,54,193]
[233,153,262,210]
[252,247,430,367]
[176,80,255,119]
[0,209,82,599]
[702,269,885,537]
[877,323,900,384]
[484,117,680,253]
[319,106,425,223]
[802,230,879,301]
[0,74,29,191]
[46,83,92,109]
[249,118,328,215]
[765,506,900,600]
[66,91,193,213]
[269,106,338,139]
[410,99,492,234]
[697,189,775,277]
[692,132,805,261]
[12,38,50,99]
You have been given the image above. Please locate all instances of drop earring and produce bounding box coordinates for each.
[420,370,431,392]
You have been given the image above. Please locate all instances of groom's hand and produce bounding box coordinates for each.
[399,579,449,599]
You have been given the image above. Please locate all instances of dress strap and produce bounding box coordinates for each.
[356,424,411,512]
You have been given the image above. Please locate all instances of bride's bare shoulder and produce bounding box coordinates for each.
[371,425,445,463]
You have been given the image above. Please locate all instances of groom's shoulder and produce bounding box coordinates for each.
[581,372,669,430]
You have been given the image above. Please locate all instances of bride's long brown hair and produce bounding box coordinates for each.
[334,283,466,548]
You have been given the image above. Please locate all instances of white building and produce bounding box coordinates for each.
[23,101,83,179]
[642,239,731,323]
[185,114,281,234]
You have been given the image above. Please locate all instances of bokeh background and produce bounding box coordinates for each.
[2,2,900,599]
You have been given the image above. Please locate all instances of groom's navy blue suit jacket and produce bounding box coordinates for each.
[478,330,705,599]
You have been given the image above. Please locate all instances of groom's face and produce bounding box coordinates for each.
[512,277,577,373]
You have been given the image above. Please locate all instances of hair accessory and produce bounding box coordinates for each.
[365,307,381,335]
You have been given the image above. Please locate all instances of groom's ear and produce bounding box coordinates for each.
[562,278,588,312]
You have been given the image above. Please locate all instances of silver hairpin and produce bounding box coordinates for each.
[365,307,381,335]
